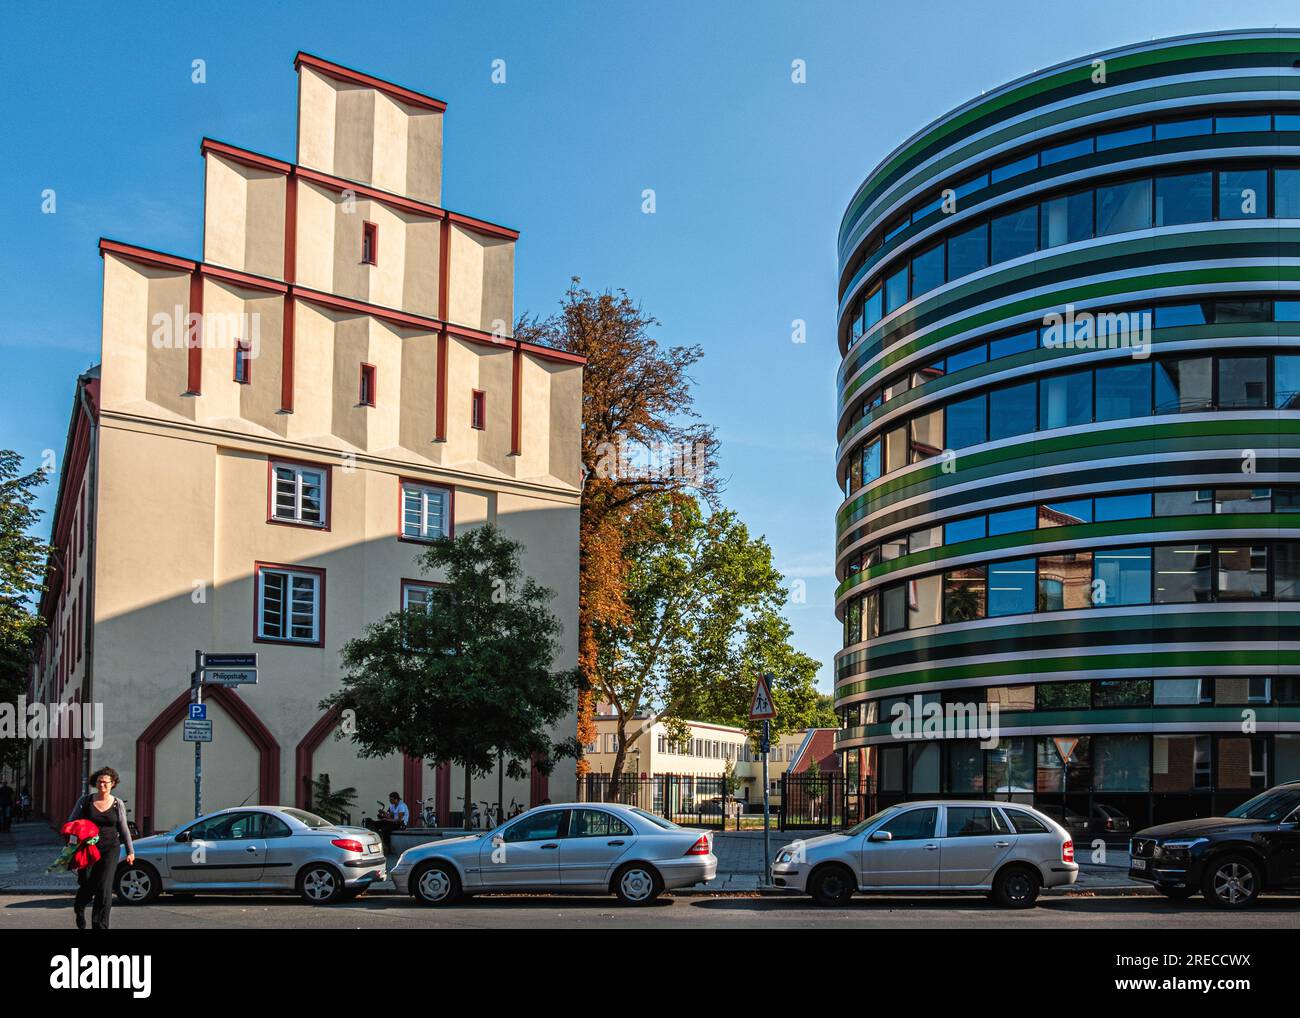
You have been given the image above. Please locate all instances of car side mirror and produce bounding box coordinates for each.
[869,830,892,843]
[175,831,190,843]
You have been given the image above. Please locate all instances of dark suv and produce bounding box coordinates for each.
[1128,782,1300,907]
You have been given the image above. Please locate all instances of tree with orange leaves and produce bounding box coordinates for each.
[515,280,718,785]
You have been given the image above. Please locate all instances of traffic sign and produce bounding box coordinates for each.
[188,704,207,721]
[183,720,213,743]
[1053,737,1079,764]
[749,674,776,720]
[201,668,258,686]
[201,653,257,669]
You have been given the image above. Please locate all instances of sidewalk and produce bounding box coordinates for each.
[0,820,78,893]
[0,820,1148,896]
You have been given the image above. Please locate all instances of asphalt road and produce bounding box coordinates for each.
[4,891,1300,928]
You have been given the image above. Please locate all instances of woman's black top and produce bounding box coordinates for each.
[68,795,134,856]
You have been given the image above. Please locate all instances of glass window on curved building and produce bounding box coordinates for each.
[1154,488,1213,516]
[945,393,987,449]
[991,205,1038,262]
[1040,190,1094,249]
[1095,492,1152,521]
[1155,356,1213,412]
[1276,734,1300,783]
[988,381,1037,440]
[986,684,1034,712]
[1216,543,1269,600]
[1215,487,1269,513]
[947,741,985,794]
[1276,169,1300,219]
[947,222,989,278]
[1217,736,1268,791]
[944,566,986,622]
[1092,734,1151,791]
[1275,354,1300,409]
[911,243,945,296]
[945,515,987,545]
[989,505,1037,536]
[1037,680,1091,709]
[1154,678,1212,705]
[881,583,907,634]
[988,558,1036,616]
[1097,124,1153,151]
[1275,543,1300,600]
[986,737,1033,797]
[884,267,908,314]
[1037,551,1094,610]
[1154,543,1212,603]
[1154,117,1212,140]
[1093,546,1151,605]
[1094,678,1152,708]
[1153,734,1211,791]
[1096,178,1151,235]
[1036,736,1091,794]
[1095,362,1152,421]
[1219,168,1269,220]
[908,574,943,629]
[1217,356,1268,408]
[1040,370,1092,429]
[1155,171,1212,226]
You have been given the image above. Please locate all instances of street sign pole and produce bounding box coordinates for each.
[761,717,771,886]
[193,649,203,819]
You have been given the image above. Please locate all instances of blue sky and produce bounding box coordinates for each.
[3,0,1297,690]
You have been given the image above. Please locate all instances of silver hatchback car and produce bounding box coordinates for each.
[114,806,387,905]
[391,802,717,906]
[773,800,1077,908]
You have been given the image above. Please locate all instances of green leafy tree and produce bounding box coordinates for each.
[595,493,822,794]
[309,773,357,825]
[322,524,579,828]
[1,450,48,781]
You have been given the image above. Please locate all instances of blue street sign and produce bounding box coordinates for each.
[188,704,207,721]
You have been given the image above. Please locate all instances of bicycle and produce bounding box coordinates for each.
[480,800,502,829]
[506,798,524,820]
[418,796,438,827]
[456,796,480,830]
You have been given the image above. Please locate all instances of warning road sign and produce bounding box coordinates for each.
[749,674,776,720]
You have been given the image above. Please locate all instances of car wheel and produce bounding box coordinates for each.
[809,864,856,907]
[1202,855,1261,908]
[613,863,662,905]
[992,865,1040,909]
[1157,885,1197,900]
[297,864,344,905]
[114,862,161,905]
[412,862,461,906]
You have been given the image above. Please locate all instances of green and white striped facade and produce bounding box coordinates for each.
[834,30,1300,826]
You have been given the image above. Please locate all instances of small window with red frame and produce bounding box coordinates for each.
[471,389,486,430]
[362,221,378,265]
[234,339,252,384]
[360,364,376,406]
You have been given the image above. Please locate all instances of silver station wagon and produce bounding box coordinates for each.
[391,802,717,905]
[773,800,1078,908]
[114,806,387,905]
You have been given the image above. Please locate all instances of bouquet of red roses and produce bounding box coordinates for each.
[47,818,101,873]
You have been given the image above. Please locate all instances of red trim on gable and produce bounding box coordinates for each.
[135,685,280,834]
[446,211,520,241]
[186,271,204,395]
[200,137,293,175]
[291,285,444,333]
[294,51,448,113]
[510,348,522,455]
[99,238,195,272]
[515,338,587,366]
[200,263,288,294]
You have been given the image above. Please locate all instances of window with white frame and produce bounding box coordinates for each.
[257,566,321,644]
[403,582,437,613]
[271,462,326,526]
[401,482,450,541]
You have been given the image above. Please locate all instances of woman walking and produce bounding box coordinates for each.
[67,767,134,930]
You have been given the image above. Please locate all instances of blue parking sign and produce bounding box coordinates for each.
[188,704,207,721]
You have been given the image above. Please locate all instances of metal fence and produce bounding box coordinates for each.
[579,773,734,828]
[780,773,849,830]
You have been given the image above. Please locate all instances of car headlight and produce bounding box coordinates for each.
[1157,837,1207,857]
[776,851,793,864]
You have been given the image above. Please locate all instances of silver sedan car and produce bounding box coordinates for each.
[113,806,387,905]
[773,800,1078,908]
[391,802,717,906]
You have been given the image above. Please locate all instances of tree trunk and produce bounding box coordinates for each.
[463,765,473,831]
[605,715,630,803]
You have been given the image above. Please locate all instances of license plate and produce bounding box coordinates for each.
[1131,858,1146,871]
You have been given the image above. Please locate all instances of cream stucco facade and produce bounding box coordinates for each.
[28,53,583,835]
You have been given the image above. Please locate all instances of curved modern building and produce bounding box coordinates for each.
[834,30,1300,830]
